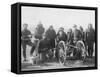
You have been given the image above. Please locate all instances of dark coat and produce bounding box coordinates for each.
[86,28,95,45]
[45,29,56,40]
[56,30,67,42]
[45,29,56,48]
[73,29,82,41]
[38,38,50,53]
[21,29,31,41]
[34,24,45,39]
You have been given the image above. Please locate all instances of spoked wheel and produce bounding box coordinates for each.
[58,41,66,65]
[76,40,86,60]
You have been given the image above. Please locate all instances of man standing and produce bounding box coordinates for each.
[45,25,56,48]
[21,23,34,61]
[79,26,85,41]
[86,24,95,57]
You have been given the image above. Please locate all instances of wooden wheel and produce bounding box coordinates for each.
[76,40,86,60]
[58,41,66,65]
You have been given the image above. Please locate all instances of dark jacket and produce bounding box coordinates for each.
[86,28,95,44]
[73,29,82,41]
[38,38,50,53]
[56,30,67,42]
[34,24,45,39]
[45,29,56,40]
[21,29,31,41]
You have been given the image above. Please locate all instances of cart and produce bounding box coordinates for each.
[57,40,87,65]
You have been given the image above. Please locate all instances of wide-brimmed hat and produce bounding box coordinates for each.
[73,24,77,28]
[59,27,64,31]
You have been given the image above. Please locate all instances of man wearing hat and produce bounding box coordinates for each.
[86,23,95,57]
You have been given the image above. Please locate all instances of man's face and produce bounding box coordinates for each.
[90,25,92,29]
[88,24,92,29]
[59,31,63,35]
[73,27,77,31]
[69,29,72,33]
[50,26,53,30]
[80,27,83,31]
[23,24,28,30]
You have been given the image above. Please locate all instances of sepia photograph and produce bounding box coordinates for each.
[21,5,96,71]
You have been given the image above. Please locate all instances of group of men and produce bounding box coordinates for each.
[21,22,95,62]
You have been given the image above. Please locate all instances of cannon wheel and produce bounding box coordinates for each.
[58,41,66,65]
[76,40,86,60]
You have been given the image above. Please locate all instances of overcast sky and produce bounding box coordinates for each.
[21,6,95,33]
